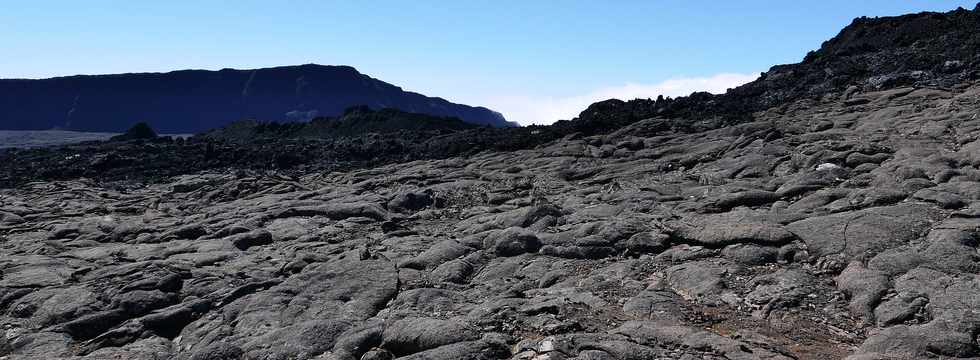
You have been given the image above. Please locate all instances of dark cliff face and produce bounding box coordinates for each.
[0,64,513,133]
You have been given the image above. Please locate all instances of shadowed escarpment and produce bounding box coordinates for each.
[4,5,980,360]
[0,64,514,133]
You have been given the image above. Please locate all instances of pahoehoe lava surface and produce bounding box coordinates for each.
[3,5,980,360]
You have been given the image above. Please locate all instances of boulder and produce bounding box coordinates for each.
[381,317,480,356]
[672,210,795,247]
[484,227,542,257]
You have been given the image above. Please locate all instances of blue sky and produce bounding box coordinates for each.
[2,1,975,124]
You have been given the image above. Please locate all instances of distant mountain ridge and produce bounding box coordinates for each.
[0,64,514,133]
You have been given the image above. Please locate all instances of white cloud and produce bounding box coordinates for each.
[485,73,760,126]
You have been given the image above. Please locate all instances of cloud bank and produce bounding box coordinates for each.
[487,73,760,126]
